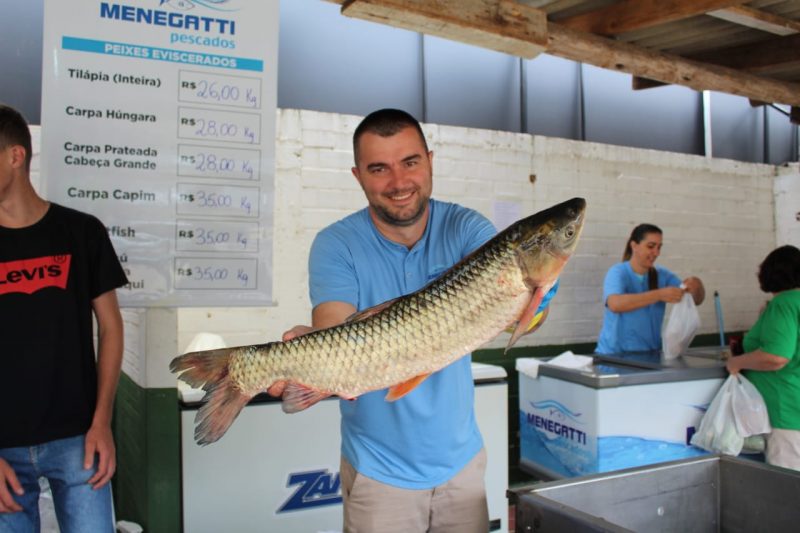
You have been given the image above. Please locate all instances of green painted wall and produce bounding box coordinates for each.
[113,373,181,533]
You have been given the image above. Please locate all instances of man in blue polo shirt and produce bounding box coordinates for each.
[279,109,556,532]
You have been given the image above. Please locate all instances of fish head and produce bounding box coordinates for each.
[512,197,585,290]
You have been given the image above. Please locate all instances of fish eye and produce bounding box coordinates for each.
[564,225,575,239]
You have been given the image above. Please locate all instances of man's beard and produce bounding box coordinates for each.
[371,194,428,227]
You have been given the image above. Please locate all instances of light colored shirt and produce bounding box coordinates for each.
[596,261,681,354]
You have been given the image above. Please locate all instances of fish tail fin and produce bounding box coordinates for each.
[170,348,252,445]
[170,347,233,389]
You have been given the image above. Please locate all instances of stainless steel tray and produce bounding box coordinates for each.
[509,455,800,532]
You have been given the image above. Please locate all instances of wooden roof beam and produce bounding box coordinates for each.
[340,0,547,59]
[334,0,800,107]
[688,33,800,74]
[547,22,800,106]
[557,0,748,36]
[634,18,800,91]
[708,6,800,36]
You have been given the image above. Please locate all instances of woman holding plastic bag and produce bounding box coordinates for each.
[596,223,705,354]
[726,245,800,470]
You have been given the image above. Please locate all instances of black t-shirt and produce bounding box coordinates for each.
[0,203,128,448]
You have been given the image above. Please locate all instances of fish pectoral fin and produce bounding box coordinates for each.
[344,297,401,323]
[504,307,549,336]
[281,383,331,414]
[526,306,550,335]
[505,288,546,353]
[385,373,431,402]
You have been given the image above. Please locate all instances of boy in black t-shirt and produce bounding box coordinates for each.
[0,104,128,531]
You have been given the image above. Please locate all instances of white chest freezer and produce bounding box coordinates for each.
[180,362,508,533]
[519,348,727,480]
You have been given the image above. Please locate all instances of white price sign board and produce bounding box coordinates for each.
[40,0,278,306]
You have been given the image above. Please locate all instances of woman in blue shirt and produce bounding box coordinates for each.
[596,224,705,354]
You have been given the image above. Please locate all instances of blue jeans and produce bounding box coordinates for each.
[0,435,114,533]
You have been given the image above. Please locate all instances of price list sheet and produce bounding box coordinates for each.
[40,0,278,306]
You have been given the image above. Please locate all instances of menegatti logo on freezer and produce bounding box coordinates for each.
[527,400,587,445]
[276,469,342,513]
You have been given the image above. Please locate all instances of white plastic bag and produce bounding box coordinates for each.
[690,375,743,455]
[691,374,772,456]
[730,373,771,437]
[662,291,700,359]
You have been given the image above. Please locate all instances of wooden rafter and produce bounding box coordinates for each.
[332,0,800,107]
[341,0,548,58]
[688,33,800,74]
[547,22,800,106]
[556,0,748,36]
[708,5,800,36]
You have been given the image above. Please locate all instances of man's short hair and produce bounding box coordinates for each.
[0,104,33,171]
[352,108,428,165]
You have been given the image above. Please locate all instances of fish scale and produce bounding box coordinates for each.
[171,197,585,445]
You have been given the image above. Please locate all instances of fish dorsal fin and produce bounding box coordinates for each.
[385,373,431,401]
[344,297,401,323]
[281,383,331,414]
[505,287,546,353]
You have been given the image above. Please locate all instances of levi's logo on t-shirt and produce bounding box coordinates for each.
[0,255,71,295]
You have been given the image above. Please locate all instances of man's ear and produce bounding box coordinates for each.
[9,145,27,169]
[351,166,361,185]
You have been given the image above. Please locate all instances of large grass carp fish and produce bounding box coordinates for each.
[171,197,586,444]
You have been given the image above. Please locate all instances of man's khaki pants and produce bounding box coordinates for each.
[340,448,489,533]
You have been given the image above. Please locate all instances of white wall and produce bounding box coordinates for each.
[775,167,800,248]
[28,111,785,388]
